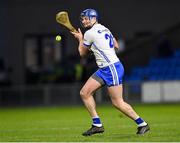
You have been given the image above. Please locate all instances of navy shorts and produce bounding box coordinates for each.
[92,61,124,87]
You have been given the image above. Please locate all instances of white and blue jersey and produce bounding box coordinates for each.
[83,23,119,68]
[83,23,124,86]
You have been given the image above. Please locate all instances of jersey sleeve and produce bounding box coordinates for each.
[83,31,93,48]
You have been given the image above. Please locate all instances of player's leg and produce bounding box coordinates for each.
[108,85,139,119]
[80,77,101,118]
[107,85,150,135]
[80,76,104,136]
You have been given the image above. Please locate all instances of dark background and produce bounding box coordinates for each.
[0,0,180,85]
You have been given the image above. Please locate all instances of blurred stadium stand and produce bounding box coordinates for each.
[1,0,180,106]
[125,49,180,81]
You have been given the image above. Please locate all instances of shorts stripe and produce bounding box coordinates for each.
[109,65,115,85]
[109,64,119,85]
[113,63,119,85]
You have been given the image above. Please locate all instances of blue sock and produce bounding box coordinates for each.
[135,117,147,127]
[92,117,102,127]
[135,117,144,125]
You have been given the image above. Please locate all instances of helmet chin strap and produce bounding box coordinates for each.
[90,17,97,27]
[91,21,97,27]
[84,20,97,29]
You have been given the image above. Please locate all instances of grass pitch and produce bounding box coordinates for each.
[0,104,180,142]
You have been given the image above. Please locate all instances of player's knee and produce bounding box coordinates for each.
[80,89,91,99]
[112,99,124,109]
[80,89,87,99]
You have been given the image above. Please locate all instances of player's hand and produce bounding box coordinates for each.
[71,28,83,41]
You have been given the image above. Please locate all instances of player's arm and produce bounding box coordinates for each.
[113,38,119,50]
[78,39,89,57]
[71,28,89,57]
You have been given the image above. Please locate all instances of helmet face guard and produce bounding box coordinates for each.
[80,9,98,28]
